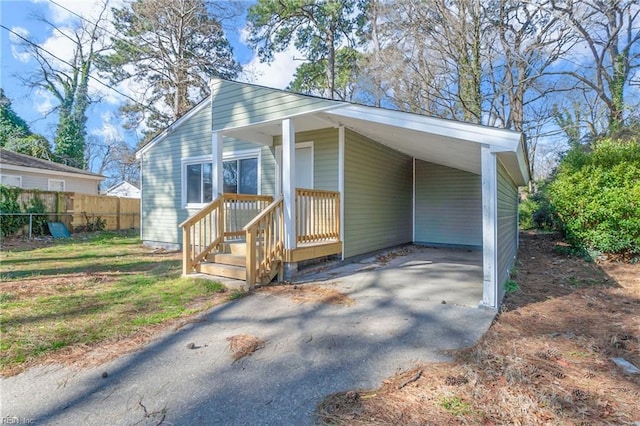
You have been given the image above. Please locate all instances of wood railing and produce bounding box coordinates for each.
[295,188,340,244]
[243,197,284,286]
[180,197,224,275]
[223,193,273,239]
[180,193,273,275]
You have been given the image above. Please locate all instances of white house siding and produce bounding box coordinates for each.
[496,160,519,301]
[0,169,99,194]
[210,79,338,131]
[344,129,412,258]
[414,160,482,247]
[273,127,339,192]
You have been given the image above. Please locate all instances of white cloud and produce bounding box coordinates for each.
[34,0,124,26]
[239,43,302,89]
[91,111,123,142]
[237,22,305,89]
[34,89,55,116]
[9,27,32,63]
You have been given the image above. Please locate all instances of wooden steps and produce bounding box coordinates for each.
[198,240,279,284]
[197,262,247,280]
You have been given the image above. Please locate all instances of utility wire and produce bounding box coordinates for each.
[0,24,153,113]
[48,0,151,62]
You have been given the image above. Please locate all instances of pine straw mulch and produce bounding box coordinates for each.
[316,232,640,425]
[227,334,266,362]
[258,283,355,306]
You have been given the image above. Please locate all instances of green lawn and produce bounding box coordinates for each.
[0,231,227,375]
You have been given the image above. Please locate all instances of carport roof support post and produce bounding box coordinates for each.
[481,145,498,309]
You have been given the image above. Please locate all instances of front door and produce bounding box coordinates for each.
[277,142,314,193]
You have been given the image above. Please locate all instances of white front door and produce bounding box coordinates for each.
[295,145,313,189]
[277,142,314,193]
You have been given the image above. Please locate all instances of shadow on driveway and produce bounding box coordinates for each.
[2,248,494,425]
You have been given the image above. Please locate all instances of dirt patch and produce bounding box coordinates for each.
[227,334,266,362]
[259,283,355,306]
[375,246,412,265]
[316,232,640,425]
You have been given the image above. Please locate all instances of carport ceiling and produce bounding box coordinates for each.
[320,113,482,175]
[223,112,483,175]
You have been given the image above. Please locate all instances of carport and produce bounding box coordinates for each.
[301,244,484,307]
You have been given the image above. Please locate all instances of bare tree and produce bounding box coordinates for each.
[15,1,111,169]
[551,0,640,132]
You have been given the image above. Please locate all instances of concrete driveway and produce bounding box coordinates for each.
[2,246,494,425]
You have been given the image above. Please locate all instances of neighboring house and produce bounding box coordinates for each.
[0,148,104,194]
[137,78,529,309]
[103,181,141,198]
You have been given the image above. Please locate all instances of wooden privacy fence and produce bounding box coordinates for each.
[13,190,140,231]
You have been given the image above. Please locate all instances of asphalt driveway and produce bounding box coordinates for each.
[2,247,494,425]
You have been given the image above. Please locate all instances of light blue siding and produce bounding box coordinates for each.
[344,129,412,258]
[415,161,482,247]
[496,160,519,301]
[210,79,338,131]
[273,127,339,192]
[140,101,276,247]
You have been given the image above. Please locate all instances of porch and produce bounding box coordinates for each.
[180,189,341,286]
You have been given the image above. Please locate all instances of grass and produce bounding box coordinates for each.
[504,278,520,294]
[0,231,227,375]
[440,396,473,416]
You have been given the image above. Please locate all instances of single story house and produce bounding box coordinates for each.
[0,148,104,194]
[103,180,141,198]
[136,78,529,309]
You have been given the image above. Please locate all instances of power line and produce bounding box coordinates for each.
[48,0,150,61]
[0,24,153,114]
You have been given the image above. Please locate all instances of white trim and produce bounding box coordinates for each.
[139,153,144,240]
[338,126,345,260]
[181,148,262,208]
[136,96,211,158]
[0,174,22,188]
[47,178,65,192]
[481,146,498,309]
[327,105,522,151]
[212,132,223,197]
[0,164,103,181]
[282,118,296,251]
[412,157,416,243]
[275,141,314,193]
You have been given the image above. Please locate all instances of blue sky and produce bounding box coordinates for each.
[0,0,299,156]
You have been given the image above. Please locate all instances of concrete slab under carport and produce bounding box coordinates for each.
[299,244,484,307]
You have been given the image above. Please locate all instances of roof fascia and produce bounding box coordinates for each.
[326,104,522,151]
[0,164,105,180]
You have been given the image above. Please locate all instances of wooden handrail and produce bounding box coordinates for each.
[244,196,284,286]
[181,193,273,276]
[295,188,340,244]
[243,197,283,231]
[181,196,224,275]
[179,197,222,228]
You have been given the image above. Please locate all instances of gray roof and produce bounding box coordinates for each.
[0,148,104,179]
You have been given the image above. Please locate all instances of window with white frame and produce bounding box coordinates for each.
[223,156,258,194]
[184,160,213,205]
[48,179,65,191]
[183,151,260,207]
[1,175,22,188]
